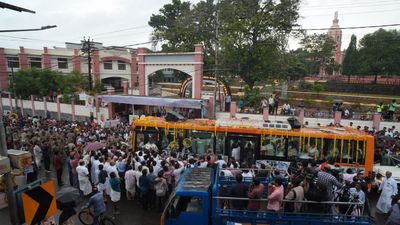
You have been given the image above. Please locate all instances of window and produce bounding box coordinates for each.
[117,61,126,70]
[167,196,203,219]
[261,135,287,158]
[57,58,68,69]
[29,57,42,68]
[103,60,112,70]
[7,57,19,68]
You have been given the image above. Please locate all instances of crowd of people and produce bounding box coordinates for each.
[3,111,400,225]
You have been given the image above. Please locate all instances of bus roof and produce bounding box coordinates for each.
[132,117,373,139]
[175,168,213,197]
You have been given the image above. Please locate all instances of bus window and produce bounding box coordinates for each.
[323,138,365,165]
[261,135,286,158]
[136,131,160,151]
[287,137,300,158]
[216,133,226,156]
[190,131,212,155]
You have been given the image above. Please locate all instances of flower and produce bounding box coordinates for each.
[168,141,179,151]
[183,138,191,149]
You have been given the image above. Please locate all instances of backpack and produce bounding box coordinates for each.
[284,189,297,212]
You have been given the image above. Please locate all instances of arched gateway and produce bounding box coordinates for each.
[137,44,204,99]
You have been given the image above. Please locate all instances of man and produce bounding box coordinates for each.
[76,160,93,196]
[376,102,384,114]
[230,174,248,210]
[124,165,136,201]
[225,95,231,112]
[376,171,398,214]
[388,100,398,121]
[267,177,284,212]
[386,198,400,225]
[317,167,343,201]
[139,170,151,210]
[248,177,264,211]
[33,142,42,169]
[88,187,106,225]
[53,151,63,186]
[349,182,366,204]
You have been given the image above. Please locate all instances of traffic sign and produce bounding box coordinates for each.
[21,180,57,225]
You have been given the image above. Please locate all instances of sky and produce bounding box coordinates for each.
[0,0,399,51]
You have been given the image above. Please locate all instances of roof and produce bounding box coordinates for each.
[175,168,212,196]
[132,117,373,140]
[100,95,203,109]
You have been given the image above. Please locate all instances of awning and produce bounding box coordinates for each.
[99,95,203,109]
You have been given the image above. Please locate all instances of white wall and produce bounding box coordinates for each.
[1,97,109,120]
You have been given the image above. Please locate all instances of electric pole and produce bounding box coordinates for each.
[10,67,18,112]
[0,93,18,225]
[81,37,94,91]
[213,0,220,120]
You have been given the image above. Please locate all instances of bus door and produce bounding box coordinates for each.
[226,134,260,167]
[163,194,208,225]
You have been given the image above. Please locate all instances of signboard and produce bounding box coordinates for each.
[256,160,290,177]
[21,180,57,225]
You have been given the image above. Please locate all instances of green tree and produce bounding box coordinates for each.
[358,29,400,83]
[301,33,336,76]
[242,86,263,108]
[342,34,359,82]
[219,0,300,88]
[149,0,301,88]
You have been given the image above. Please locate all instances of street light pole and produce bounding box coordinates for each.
[213,0,220,120]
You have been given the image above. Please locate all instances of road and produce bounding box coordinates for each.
[0,163,160,225]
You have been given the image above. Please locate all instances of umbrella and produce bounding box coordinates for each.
[56,186,81,205]
[84,141,106,152]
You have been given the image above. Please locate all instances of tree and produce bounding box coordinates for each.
[301,33,336,76]
[358,29,400,83]
[11,68,88,103]
[149,0,301,88]
[282,49,309,80]
[342,34,360,81]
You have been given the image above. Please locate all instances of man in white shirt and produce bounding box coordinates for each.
[377,171,398,214]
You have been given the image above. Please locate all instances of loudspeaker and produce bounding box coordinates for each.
[165,111,185,122]
[287,117,301,129]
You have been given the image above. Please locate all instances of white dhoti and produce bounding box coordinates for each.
[79,177,92,196]
[110,189,121,202]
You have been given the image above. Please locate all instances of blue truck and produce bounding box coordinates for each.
[161,168,372,225]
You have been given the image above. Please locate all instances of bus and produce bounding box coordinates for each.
[131,116,375,175]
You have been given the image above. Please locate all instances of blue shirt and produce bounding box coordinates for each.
[116,161,126,173]
[88,192,106,216]
[139,175,150,193]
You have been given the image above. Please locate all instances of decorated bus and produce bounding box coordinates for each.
[131,116,375,175]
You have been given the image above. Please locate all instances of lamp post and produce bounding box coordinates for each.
[213,0,220,119]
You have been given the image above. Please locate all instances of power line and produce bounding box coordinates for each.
[302,8,400,17]
[301,0,400,10]
[299,23,400,31]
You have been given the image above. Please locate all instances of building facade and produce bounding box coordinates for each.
[0,43,139,91]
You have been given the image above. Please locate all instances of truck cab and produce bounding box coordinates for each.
[161,168,213,225]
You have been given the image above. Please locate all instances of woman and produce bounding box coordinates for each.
[109,172,121,214]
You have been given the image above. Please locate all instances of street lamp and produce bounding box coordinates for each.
[0,25,57,33]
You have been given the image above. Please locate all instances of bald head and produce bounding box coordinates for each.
[386,171,392,178]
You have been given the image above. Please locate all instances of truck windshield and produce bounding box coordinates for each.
[167,195,203,219]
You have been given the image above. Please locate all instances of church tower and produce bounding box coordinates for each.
[327,11,342,65]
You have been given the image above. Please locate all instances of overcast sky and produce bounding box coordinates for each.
[0,0,399,51]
